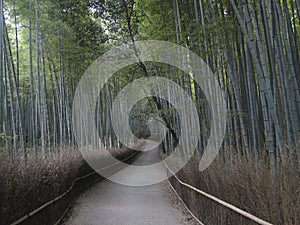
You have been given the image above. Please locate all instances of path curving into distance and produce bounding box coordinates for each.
[63,145,198,225]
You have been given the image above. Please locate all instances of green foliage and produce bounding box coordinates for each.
[0,133,17,139]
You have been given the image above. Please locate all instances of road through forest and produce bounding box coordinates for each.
[63,146,198,225]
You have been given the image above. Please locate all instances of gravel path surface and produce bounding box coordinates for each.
[64,148,198,225]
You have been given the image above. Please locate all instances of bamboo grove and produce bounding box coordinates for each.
[0,0,299,176]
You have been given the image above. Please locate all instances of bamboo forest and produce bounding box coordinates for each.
[0,0,299,225]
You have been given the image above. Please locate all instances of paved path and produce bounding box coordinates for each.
[64,148,197,225]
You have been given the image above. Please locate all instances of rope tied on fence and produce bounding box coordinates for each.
[163,161,274,225]
[10,151,140,225]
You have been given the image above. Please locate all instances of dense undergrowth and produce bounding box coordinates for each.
[169,152,300,225]
[0,147,137,225]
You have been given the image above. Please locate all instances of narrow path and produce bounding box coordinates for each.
[64,147,197,225]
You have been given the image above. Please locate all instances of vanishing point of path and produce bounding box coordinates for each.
[64,147,198,225]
